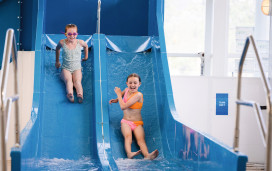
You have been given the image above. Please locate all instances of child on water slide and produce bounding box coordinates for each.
[55,24,88,103]
[109,73,159,160]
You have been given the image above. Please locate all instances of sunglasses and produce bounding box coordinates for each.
[65,32,78,36]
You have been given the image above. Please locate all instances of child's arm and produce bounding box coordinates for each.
[80,40,88,61]
[55,40,62,68]
[114,87,141,110]
[109,88,126,104]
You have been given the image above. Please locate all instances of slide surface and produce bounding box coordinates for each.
[93,34,247,170]
[20,34,102,170]
[106,35,193,170]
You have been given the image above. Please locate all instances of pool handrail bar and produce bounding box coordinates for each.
[0,29,20,171]
[233,35,271,171]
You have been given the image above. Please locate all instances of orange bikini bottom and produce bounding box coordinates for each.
[121,119,143,131]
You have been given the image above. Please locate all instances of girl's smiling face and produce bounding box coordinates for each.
[65,27,78,42]
[126,77,141,93]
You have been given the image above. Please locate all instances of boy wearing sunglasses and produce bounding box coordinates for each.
[55,24,88,103]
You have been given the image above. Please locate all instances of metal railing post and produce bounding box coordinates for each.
[97,0,101,34]
[0,29,20,171]
[11,32,20,147]
[233,38,250,151]
[233,35,272,171]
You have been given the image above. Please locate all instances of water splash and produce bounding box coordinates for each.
[23,156,102,171]
[115,157,192,171]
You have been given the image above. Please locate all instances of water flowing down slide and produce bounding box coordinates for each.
[11,0,247,170]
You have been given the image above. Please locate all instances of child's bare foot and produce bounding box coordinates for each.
[127,150,142,159]
[77,94,83,103]
[144,149,159,160]
[67,93,74,103]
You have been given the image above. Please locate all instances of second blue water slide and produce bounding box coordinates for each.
[14,0,247,170]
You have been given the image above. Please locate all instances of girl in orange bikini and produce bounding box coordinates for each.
[109,73,159,160]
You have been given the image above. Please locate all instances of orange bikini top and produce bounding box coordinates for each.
[123,89,143,109]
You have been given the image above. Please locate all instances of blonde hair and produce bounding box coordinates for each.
[65,24,78,33]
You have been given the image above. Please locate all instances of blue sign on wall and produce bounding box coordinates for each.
[216,93,228,115]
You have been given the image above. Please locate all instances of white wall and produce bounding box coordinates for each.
[171,76,267,163]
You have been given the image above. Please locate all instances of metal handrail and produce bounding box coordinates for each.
[0,29,20,171]
[233,35,271,171]
[96,0,101,34]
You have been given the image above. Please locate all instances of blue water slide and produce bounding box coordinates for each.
[13,0,102,170]
[11,0,247,170]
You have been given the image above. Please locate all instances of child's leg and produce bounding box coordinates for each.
[72,70,83,102]
[61,69,74,102]
[133,125,158,160]
[121,123,141,159]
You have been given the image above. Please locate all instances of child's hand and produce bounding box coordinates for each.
[109,99,118,104]
[82,57,88,61]
[114,87,122,95]
[55,62,61,68]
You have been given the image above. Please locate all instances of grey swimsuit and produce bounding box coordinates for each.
[61,40,82,73]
